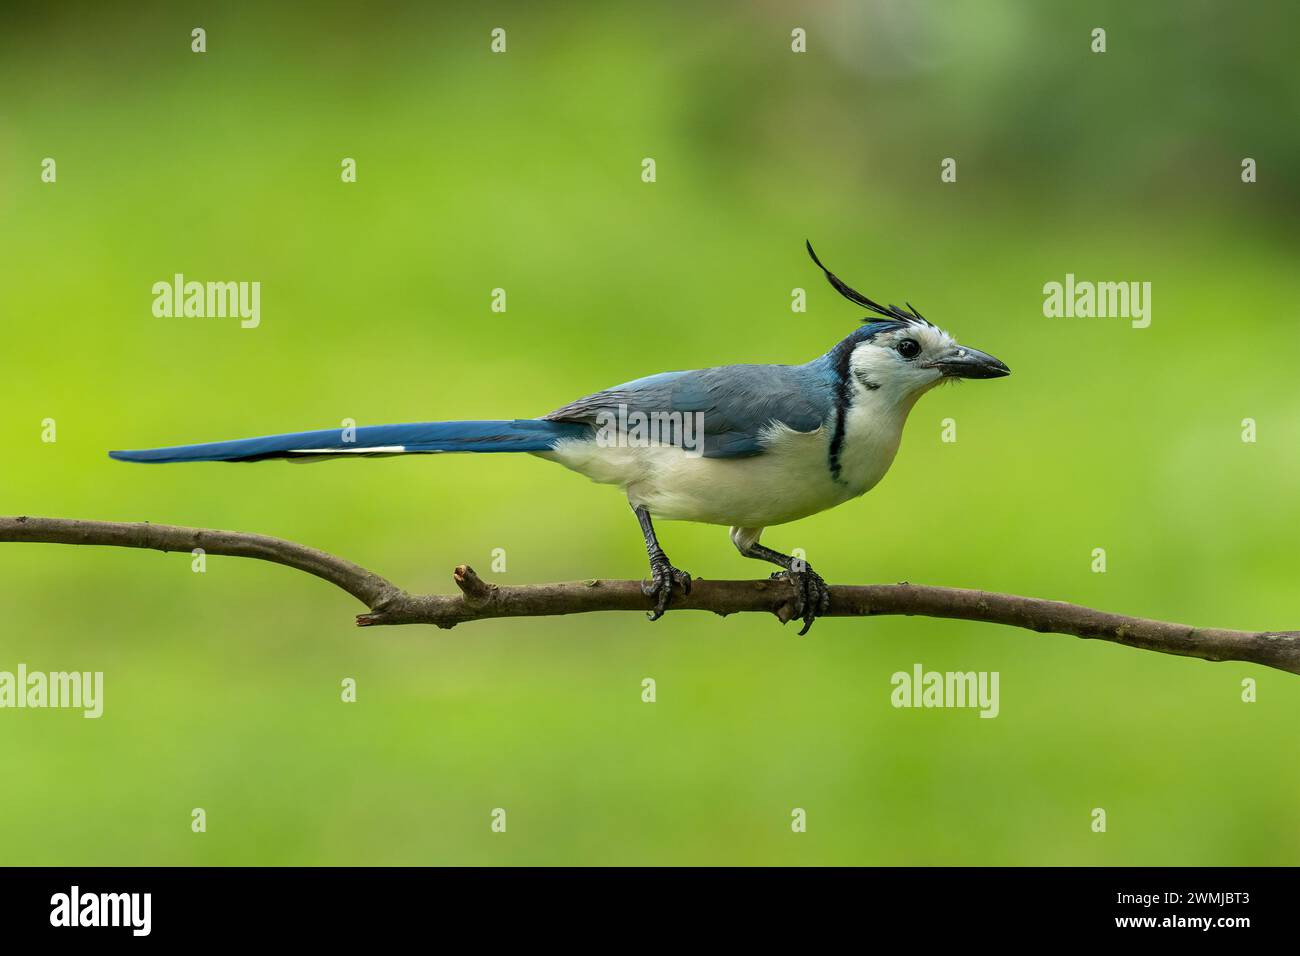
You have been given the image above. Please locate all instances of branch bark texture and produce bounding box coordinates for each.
[3,516,1298,676]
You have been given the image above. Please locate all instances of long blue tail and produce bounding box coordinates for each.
[109,419,590,463]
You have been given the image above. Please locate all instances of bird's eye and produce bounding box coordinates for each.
[896,338,921,359]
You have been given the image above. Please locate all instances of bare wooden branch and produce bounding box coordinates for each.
[3,515,1298,675]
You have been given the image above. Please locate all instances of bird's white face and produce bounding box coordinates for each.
[848,322,1009,406]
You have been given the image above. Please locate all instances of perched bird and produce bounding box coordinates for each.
[111,242,1009,632]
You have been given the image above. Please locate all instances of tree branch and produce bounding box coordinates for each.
[3,515,1298,676]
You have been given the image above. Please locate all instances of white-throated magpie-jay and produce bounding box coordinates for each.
[112,243,1009,632]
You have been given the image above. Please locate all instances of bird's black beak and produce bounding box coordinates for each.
[927,346,1010,380]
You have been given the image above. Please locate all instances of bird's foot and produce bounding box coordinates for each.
[641,556,692,621]
[771,565,831,635]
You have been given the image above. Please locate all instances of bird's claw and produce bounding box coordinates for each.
[642,558,692,621]
[771,565,831,635]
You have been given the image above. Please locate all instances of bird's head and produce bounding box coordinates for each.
[808,241,1010,404]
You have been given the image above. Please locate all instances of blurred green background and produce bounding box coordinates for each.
[2,0,1298,865]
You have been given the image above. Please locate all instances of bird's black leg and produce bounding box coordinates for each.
[741,542,831,635]
[633,505,692,621]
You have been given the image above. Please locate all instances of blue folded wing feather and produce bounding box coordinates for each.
[544,361,837,458]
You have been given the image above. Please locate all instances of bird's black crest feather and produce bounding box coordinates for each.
[805,240,930,327]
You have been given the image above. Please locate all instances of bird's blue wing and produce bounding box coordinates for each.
[544,362,836,458]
